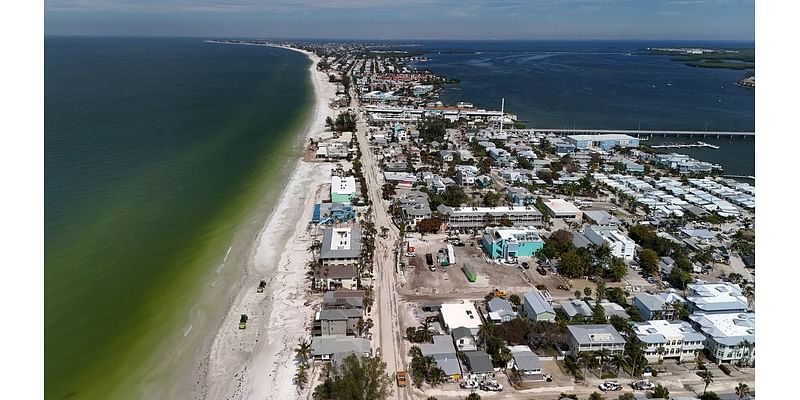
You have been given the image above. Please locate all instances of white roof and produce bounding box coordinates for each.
[440,300,482,331]
[331,176,356,195]
[543,198,581,214]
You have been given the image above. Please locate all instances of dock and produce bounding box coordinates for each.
[650,141,720,150]
[531,128,754,139]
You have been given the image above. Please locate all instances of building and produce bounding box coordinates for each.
[583,210,620,228]
[463,351,494,378]
[630,320,706,362]
[314,265,358,291]
[559,299,594,320]
[481,227,544,261]
[322,289,364,309]
[567,325,626,355]
[312,202,356,225]
[598,300,630,321]
[522,290,556,322]
[452,326,478,352]
[583,225,636,261]
[397,191,432,230]
[508,345,543,381]
[420,335,463,380]
[311,336,371,360]
[566,134,640,150]
[633,292,687,321]
[313,309,364,336]
[331,175,357,203]
[486,297,517,323]
[685,281,748,314]
[320,225,362,267]
[689,312,755,365]
[439,300,482,334]
[507,187,537,206]
[436,205,543,230]
[542,198,583,223]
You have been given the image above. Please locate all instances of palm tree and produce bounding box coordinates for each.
[656,346,666,363]
[598,348,611,375]
[742,284,754,309]
[295,338,312,366]
[700,370,714,396]
[735,382,750,400]
[738,339,754,366]
[293,363,308,390]
[610,353,625,376]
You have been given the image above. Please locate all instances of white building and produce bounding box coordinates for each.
[542,198,583,223]
[685,281,748,314]
[583,225,636,261]
[690,312,755,365]
[436,205,543,230]
[331,175,357,203]
[630,320,706,362]
[439,300,482,335]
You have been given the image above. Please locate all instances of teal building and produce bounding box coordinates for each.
[481,227,544,260]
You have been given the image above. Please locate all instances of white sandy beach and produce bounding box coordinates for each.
[200,47,338,400]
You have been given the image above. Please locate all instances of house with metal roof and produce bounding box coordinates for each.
[313,308,364,336]
[320,225,362,267]
[311,336,371,360]
[313,265,358,291]
[633,291,686,321]
[322,289,364,309]
[689,312,755,366]
[685,281,748,314]
[420,335,463,379]
[567,325,625,355]
[487,297,517,323]
[630,320,705,362]
[522,290,556,322]
[583,210,621,227]
[463,351,494,378]
[598,300,630,321]
[439,300,482,334]
[451,326,477,352]
[508,345,543,381]
[559,299,594,320]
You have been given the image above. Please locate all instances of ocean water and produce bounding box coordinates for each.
[405,40,755,174]
[45,37,313,399]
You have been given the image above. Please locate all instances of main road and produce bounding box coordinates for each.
[352,95,410,400]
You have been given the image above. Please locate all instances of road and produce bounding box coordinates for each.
[352,95,410,400]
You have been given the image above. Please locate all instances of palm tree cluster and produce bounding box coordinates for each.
[293,338,312,391]
[408,346,446,388]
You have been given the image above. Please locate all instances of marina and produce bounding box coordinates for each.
[650,141,721,150]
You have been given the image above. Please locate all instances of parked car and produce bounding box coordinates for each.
[599,382,622,392]
[632,379,655,390]
[479,381,503,392]
[460,380,479,389]
[537,266,547,276]
[521,262,530,269]
[425,253,433,266]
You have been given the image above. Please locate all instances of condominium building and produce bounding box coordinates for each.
[630,320,706,362]
[567,325,626,355]
[685,281,748,314]
[689,312,755,365]
[436,205,543,230]
[481,227,544,260]
[583,225,636,261]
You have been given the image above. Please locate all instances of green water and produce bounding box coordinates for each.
[45,37,313,399]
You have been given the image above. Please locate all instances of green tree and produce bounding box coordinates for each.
[608,258,628,281]
[652,384,669,398]
[700,392,721,400]
[313,354,393,400]
[735,382,750,400]
[559,250,586,278]
[617,394,635,400]
[584,287,593,297]
[592,303,607,324]
[509,293,521,306]
[638,248,659,276]
[295,338,312,366]
[466,394,481,400]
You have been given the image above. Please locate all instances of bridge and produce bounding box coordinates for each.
[529,128,755,138]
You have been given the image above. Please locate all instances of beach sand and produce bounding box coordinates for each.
[198,47,338,400]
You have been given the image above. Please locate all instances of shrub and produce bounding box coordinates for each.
[718,364,731,375]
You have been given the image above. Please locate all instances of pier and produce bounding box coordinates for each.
[650,141,720,150]
[531,128,755,139]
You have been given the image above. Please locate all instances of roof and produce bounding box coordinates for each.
[420,335,457,356]
[440,301,482,331]
[567,324,625,346]
[432,353,462,376]
[560,299,594,318]
[631,320,706,344]
[599,301,629,319]
[583,210,620,225]
[320,226,362,260]
[451,326,473,340]
[437,204,542,217]
[689,312,755,346]
[331,175,356,195]
[634,292,666,312]
[311,336,370,357]
[511,349,540,371]
[686,281,748,312]
[464,351,494,373]
[568,134,638,142]
[487,297,514,313]
[543,198,582,215]
[524,290,555,316]
[317,309,363,321]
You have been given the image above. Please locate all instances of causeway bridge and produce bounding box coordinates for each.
[529,128,755,138]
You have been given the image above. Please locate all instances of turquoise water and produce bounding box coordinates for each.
[45,37,313,399]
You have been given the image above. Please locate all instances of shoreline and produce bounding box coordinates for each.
[198,43,338,399]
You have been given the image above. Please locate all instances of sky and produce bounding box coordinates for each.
[44,0,755,40]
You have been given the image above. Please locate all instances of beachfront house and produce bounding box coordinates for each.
[319,225,362,267]
[566,325,626,356]
[313,308,364,336]
[481,226,544,261]
[331,175,356,203]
